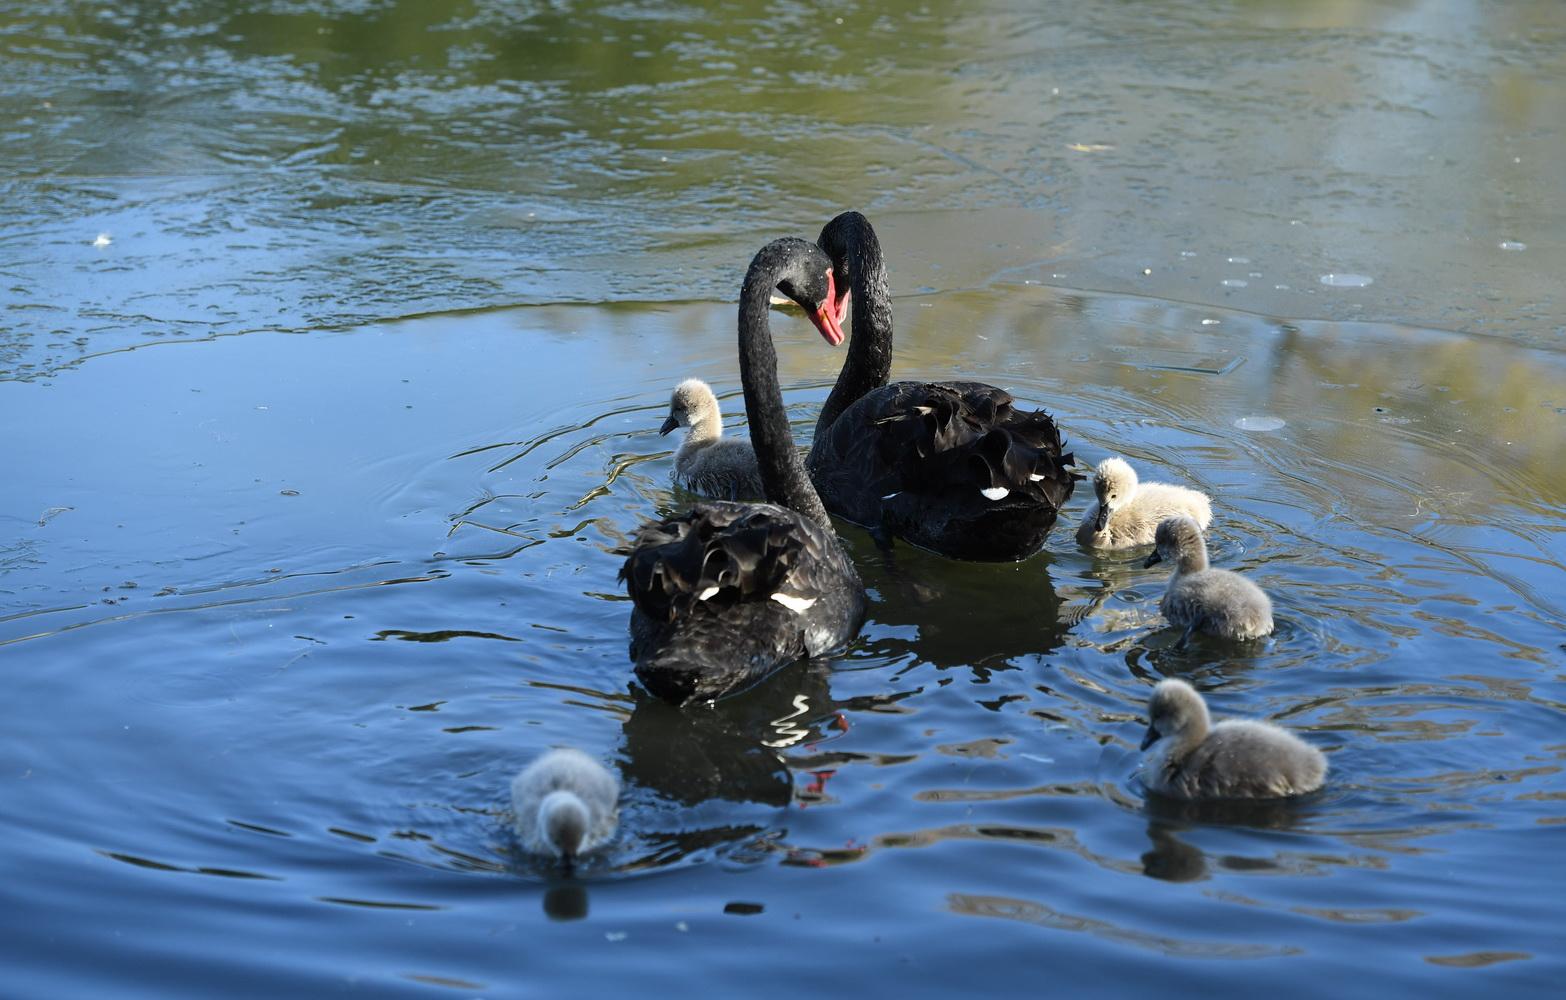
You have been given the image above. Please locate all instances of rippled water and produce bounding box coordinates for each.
[4,0,1566,995]
[6,289,1564,993]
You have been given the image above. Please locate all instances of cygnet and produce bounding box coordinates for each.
[511,748,619,863]
[1140,678,1326,799]
[660,378,764,500]
[1077,457,1212,549]
[1145,515,1273,641]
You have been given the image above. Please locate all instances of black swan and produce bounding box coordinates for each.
[621,238,866,706]
[806,211,1079,561]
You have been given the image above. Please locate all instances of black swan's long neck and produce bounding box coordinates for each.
[739,241,832,529]
[815,211,893,438]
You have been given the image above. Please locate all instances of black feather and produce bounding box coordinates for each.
[809,380,1080,561]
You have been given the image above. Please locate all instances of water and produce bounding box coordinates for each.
[4,1,1566,996]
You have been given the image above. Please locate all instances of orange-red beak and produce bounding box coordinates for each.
[833,282,851,330]
[808,268,847,347]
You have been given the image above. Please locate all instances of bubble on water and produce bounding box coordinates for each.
[1221,278,1248,288]
[1274,284,1290,290]
[1200,318,1220,326]
[1498,240,1526,251]
[1319,273,1373,288]
[1234,415,1286,431]
[1248,271,1262,278]
[92,233,112,247]
[1179,250,1197,258]
[1226,256,1250,264]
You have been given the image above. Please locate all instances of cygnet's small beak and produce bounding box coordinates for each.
[659,414,678,435]
[1093,503,1110,533]
[1143,550,1163,568]
[1140,724,1159,751]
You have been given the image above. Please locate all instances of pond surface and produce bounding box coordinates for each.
[3,1,1565,996]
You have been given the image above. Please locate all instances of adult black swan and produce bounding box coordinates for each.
[806,211,1079,561]
[620,238,867,706]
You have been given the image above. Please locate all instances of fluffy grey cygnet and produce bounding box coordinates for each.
[660,378,765,500]
[1076,457,1212,549]
[511,748,619,863]
[1144,515,1273,641]
[1140,678,1326,799]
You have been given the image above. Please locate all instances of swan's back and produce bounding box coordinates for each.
[511,748,619,858]
[620,501,864,704]
[1148,719,1326,799]
[1078,481,1213,549]
[808,380,1077,561]
[676,437,764,500]
[1162,567,1274,640]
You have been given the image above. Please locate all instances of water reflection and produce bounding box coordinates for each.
[1138,792,1326,884]
[854,539,1073,673]
[1139,823,1208,883]
[618,687,794,810]
[542,882,590,922]
[612,661,841,870]
[8,0,1563,381]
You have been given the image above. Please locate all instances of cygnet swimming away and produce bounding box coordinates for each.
[1145,515,1273,641]
[660,378,765,500]
[1140,678,1327,799]
[511,748,619,863]
[1077,457,1212,549]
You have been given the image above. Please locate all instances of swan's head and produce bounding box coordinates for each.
[769,239,846,347]
[1092,457,1138,531]
[1141,678,1211,750]
[816,211,868,333]
[1144,515,1206,569]
[537,790,590,863]
[661,378,719,435]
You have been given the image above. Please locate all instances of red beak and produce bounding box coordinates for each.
[808,268,846,347]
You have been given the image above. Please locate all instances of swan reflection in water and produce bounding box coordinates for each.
[849,534,1074,674]
[1138,795,1324,884]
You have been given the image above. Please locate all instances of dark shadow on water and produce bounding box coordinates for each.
[846,530,1073,673]
[1124,634,1273,685]
[618,685,798,810]
[1140,823,1209,883]
[542,882,589,921]
[611,659,842,870]
[1139,792,1325,883]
